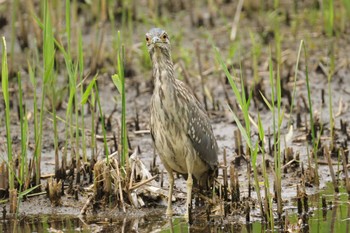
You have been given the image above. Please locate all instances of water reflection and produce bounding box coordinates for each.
[160,217,265,233]
[0,214,272,233]
[305,187,350,233]
[1,186,349,233]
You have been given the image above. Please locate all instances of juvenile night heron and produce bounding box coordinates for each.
[146,28,218,220]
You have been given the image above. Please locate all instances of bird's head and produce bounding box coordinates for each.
[145,28,171,62]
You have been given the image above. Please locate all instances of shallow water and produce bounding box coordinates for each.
[1,183,349,233]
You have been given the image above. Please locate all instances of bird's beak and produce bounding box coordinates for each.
[151,36,161,44]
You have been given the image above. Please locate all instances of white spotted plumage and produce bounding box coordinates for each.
[147,28,218,220]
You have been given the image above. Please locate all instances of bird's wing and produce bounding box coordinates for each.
[187,101,218,169]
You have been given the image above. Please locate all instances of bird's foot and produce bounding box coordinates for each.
[184,204,192,223]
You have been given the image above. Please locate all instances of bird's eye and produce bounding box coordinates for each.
[162,34,167,40]
[146,36,150,42]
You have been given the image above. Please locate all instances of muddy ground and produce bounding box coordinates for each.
[1,0,350,231]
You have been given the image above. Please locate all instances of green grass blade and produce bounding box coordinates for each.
[116,31,128,168]
[213,46,242,105]
[94,83,109,159]
[227,105,252,149]
[81,76,97,105]
[288,40,304,128]
[66,0,71,55]
[259,91,273,111]
[2,37,14,190]
[17,72,28,188]
[43,0,55,84]
[111,74,122,94]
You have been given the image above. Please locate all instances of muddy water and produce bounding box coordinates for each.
[1,183,349,232]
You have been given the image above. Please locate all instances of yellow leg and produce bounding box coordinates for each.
[184,173,193,221]
[166,171,174,217]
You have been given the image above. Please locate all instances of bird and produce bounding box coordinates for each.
[146,28,218,221]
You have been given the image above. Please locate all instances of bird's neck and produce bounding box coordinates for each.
[152,55,175,85]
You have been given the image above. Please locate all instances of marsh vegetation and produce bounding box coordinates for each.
[0,0,350,232]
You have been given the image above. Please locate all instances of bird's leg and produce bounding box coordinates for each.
[184,154,195,222]
[166,171,174,217]
[184,172,193,221]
